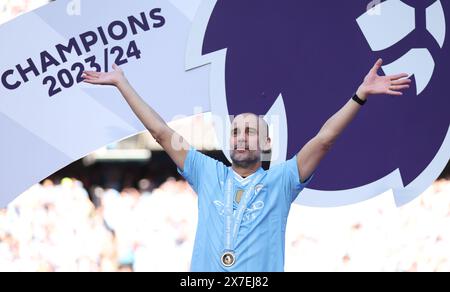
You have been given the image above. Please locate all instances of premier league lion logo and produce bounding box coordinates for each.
[188,0,450,206]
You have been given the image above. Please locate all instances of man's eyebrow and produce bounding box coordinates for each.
[232,126,257,129]
[231,125,259,131]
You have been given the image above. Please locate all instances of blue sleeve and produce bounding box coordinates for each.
[177,147,226,194]
[284,156,313,203]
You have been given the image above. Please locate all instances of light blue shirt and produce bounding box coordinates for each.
[178,148,312,272]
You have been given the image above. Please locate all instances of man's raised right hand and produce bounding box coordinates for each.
[82,64,126,87]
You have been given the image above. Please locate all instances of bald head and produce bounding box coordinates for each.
[231,113,269,140]
[229,113,271,169]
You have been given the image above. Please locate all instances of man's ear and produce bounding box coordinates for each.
[262,137,271,152]
[260,137,272,163]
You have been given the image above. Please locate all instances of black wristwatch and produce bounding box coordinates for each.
[352,93,367,106]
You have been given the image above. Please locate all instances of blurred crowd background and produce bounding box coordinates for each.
[1,174,449,272]
[1,0,450,272]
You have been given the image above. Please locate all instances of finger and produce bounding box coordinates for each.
[112,63,123,72]
[82,76,100,83]
[83,78,103,85]
[387,90,403,96]
[389,85,410,91]
[389,73,409,80]
[391,78,412,85]
[83,71,100,77]
[83,79,98,84]
[371,58,383,73]
[81,73,96,80]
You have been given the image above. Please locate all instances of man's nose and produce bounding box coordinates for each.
[237,132,247,142]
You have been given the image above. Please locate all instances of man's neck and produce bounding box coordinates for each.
[232,162,262,178]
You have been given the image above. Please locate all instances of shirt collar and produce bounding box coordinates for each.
[232,167,264,185]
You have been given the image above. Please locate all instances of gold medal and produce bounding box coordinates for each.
[221,251,236,267]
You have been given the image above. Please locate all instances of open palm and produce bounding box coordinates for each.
[82,64,125,86]
[359,59,411,98]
